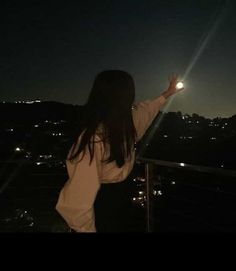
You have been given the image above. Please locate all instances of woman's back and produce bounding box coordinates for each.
[65,95,166,184]
[55,71,182,232]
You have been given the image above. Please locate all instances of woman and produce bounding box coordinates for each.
[55,70,183,232]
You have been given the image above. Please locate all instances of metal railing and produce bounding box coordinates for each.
[137,157,236,232]
[1,158,236,232]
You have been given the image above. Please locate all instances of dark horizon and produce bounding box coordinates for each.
[1,99,236,120]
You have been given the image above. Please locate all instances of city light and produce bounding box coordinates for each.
[15,147,22,152]
[180,163,185,167]
[6,128,14,132]
[153,190,162,196]
[38,154,53,159]
[52,132,63,136]
[133,177,146,182]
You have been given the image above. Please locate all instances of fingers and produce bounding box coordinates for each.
[168,73,179,83]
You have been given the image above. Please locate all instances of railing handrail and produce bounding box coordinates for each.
[1,157,236,177]
[137,157,236,177]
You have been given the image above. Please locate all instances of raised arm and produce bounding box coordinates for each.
[132,74,184,141]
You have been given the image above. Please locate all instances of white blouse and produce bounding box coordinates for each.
[55,95,166,232]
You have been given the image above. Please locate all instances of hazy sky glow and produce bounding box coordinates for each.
[1,0,236,118]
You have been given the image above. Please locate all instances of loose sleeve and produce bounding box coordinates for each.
[132,95,166,142]
[55,137,103,232]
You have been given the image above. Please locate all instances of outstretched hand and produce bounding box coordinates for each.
[162,74,184,99]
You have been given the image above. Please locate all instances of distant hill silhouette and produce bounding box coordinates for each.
[0,101,84,122]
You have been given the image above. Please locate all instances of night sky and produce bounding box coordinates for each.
[1,0,236,118]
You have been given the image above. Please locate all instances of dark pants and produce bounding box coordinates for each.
[94,177,145,232]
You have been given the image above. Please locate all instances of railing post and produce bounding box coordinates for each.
[145,162,154,232]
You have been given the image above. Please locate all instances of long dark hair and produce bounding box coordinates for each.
[68,70,137,168]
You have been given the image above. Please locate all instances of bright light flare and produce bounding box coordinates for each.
[176,81,184,90]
